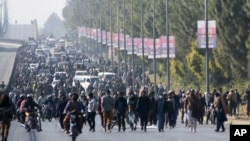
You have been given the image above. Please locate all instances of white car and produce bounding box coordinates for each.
[53,71,68,79]
[74,70,88,76]
[72,75,99,91]
[29,63,39,70]
[98,72,116,81]
[37,69,51,77]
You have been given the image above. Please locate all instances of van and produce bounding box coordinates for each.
[35,48,45,57]
[72,75,99,90]
[98,72,116,81]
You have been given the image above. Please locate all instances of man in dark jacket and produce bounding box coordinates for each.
[149,92,157,126]
[137,90,151,132]
[101,90,114,132]
[0,94,15,141]
[56,93,68,132]
[245,86,250,118]
[127,92,138,131]
[23,94,42,131]
[114,91,128,132]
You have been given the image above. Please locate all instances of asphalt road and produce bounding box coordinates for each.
[7,116,230,141]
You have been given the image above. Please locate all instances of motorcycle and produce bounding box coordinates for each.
[69,111,79,141]
[25,109,42,132]
[43,104,53,122]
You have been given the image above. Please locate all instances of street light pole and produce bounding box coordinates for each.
[131,0,135,92]
[110,0,113,71]
[100,0,103,55]
[89,0,92,55]
[123,0,127,77]
[117,0,121,76]
[105,0,108,57]
[205,0,210,95]
[140,0,145,88]
[153,0,157,94]
[95,0,98,56]
[166,0,170,92]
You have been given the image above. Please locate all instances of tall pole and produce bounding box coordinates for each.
[95,0,98,56]
[84,0,87,50]
[140,0,145,88]
[110,0,113,71]
[117,0,121,76]
[205,0,210,95]
[105,0,108,57]
[153,0,157,94]
[123,0,127,77]
[84,0,88,52]
[100,0,103,56]
[166,0,170,92]
[131,0,135,92]
[89,0,92,55]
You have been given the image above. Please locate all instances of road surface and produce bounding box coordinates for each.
[8,116,230,141]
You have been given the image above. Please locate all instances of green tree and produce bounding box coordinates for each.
[210,0,250,84]
[43,13,65,38]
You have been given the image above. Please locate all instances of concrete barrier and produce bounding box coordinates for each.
[0,39,24,94]
[0,38,26,45]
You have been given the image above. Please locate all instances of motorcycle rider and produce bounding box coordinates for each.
[78,93,88,125]
[23,94,42,131]
[16,94,26,123]
[44,95,55,121]
[38,92,46,106]
[63,93,84,134]
[56,92,68,132]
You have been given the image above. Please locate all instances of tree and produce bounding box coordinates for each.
[43,13,65,38]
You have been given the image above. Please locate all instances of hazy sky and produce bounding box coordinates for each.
[8,0,66,28]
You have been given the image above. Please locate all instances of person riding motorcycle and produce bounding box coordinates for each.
[56,93,68,132]
[16,94,26,123]
[43,95,56,121]
[63,93,84,134]
[23,94,42,130]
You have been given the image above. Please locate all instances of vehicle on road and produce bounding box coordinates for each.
[74,70,88,77]
[25,109,42,132]
[72,75,99,91]
[69,111,79,141]
[98,72,116,81]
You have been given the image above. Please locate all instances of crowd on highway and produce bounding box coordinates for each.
[1,37,250,141]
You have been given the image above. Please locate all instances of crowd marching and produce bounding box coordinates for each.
[0,39,250,141]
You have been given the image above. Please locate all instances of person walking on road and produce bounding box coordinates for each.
[97,92,105,128]
[155,93,167,132]
[87,93,97,132]
[114,91,128,132]
[0,93,15,141]
[127,91,138,131]
[137,90,151,132]
[101,90,114,132]
[214,92,227,132]
[184,89,201,132]
[245,86,250,118]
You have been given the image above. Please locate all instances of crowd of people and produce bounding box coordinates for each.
[1,40,250,141]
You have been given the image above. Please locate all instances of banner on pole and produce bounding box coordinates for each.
[197,20,216,48]
[160,36,176,58]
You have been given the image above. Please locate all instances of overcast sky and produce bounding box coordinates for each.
[8,0,66,28]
